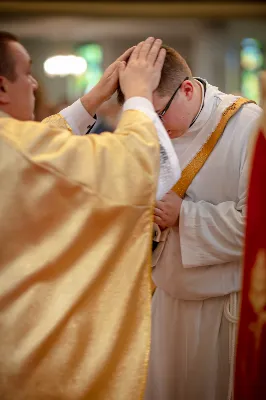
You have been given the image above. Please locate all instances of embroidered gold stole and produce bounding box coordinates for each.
[172,97,254,199]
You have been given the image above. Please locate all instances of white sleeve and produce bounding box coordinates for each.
[179,105,261,268]
[60,99,96,136]
[123,97,180,200]
[179,159,248,268]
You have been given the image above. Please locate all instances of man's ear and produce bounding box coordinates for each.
[0,76,10,104]
[182,80,194,100]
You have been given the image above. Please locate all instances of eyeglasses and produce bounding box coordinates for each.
[157,77,189,120]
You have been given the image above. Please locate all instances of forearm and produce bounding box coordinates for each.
[80,81,107,117]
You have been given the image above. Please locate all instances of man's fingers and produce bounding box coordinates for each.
[154,207,164,218]
[154,48,166,70]
[155,201,163,209]
[129,41,144,62]
[139,37,155,59]
[154,216,163,226]
[154,217,166,230]
[156,199,166,209]
[117,46,135,62]
[147,39,163,64]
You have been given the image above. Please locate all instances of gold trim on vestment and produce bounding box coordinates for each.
[140,207,154,400]
[42,113,73,132]
[249,249,266,351]
[172,97,255,199]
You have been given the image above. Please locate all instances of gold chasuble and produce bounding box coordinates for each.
[0,110,159,399]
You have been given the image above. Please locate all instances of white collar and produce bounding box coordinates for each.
[189,79,205,127]
[185,80,219,135]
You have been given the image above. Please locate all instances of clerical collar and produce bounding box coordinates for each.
[189,78,206,128]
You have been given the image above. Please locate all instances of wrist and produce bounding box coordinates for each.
[80,82,107,116]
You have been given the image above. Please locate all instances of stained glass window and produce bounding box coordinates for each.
[240,38,264,104]
[75,44,103,95]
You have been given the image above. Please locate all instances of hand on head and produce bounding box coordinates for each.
[95,37,165,103]
[81,37,165,115]
[118,37,166,102]
[81,46,135,115]
[95,46,135,103]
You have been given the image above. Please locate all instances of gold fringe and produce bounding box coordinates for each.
[42,113,73,133]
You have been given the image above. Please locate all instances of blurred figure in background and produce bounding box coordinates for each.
[234,72,266,400]
[92,98,121,133]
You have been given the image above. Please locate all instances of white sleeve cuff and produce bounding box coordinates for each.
[123,96,155,113]
[123,97,156,124]
[60,99,96,135]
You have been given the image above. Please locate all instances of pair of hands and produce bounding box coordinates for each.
[154,190,183,231]
[81,37,166,115]
[82,39,182,230]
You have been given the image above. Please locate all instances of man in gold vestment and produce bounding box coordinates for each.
[0,33,180,400]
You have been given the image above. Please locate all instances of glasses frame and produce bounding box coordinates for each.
[157,77,189,120]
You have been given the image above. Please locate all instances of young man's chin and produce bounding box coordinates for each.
[168,130,185,139]
[167,130,172,137]
[168,130,178,139]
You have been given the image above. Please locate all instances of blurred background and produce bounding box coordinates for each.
[1,0,265,131]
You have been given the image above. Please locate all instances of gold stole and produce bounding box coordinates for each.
[152,97,255,294]
[172,97,254,199]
